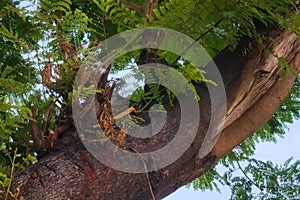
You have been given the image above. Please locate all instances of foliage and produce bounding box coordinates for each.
[153,0,296,56]
[226,158,300,200]
[186,166,225,192]
[0,0,37,169]
[92,0,144,31]
[0,148,35,200]
[0,0,300,198]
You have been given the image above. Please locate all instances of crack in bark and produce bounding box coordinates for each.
[225,31,299,130]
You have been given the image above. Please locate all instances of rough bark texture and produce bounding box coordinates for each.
[11,29,300,200]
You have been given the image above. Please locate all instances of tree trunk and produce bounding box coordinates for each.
[11,30,300,200]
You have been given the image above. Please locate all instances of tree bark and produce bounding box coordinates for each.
[11,30,300,200]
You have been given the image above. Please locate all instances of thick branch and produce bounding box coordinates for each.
[12,30,300,200]
[214,31,300,159]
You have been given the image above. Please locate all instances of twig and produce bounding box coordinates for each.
[170,18,224,67]
[237,160,262,191]
[121,0,158,19]
[130,147,156,200]
[5,148,18,200]
[42,100,56,134]
[93,107,136,128]
[120,0,143,13]
[29,106,42,151]
[1,141,33,148]
[143,0,158,17]
[114,107,136,120]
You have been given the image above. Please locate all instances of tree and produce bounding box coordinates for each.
[0,0,300,199]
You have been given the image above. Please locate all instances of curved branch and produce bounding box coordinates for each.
[214,31,300,159]
[236,161,262,191]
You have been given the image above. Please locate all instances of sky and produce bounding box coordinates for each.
[164,119,300,199]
